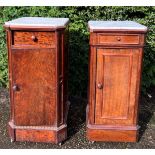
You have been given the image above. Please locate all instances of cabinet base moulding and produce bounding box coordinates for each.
[86,124,139,142]
[8,121,67,144]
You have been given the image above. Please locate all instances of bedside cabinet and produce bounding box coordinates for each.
[4,17,69,144]
[86,21,148,142]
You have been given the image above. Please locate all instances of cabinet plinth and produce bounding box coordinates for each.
[86,21,148,142]
[5,17,69,144]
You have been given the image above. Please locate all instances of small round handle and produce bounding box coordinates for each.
[12,85,19,91]
[60,79,63,85]
[97,83,103,89]
[117,37,121,41]
[31,35,37,42]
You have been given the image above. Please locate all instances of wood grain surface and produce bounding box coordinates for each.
[97,34,140,45]
[13,31,55,48]
[87,127,137,142]
[5,22,69,144]
[87,29,147,142]
[95,48,141,125]
[12,48,56,126]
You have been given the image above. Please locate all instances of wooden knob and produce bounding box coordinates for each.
[97,83,103,89]
[31,35,37,42]
[60,79,63,85]
[12,85,19,91]
[117,37,121,41]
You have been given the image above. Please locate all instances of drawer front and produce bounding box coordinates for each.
[13,31,55,47]
[97,34,140,45]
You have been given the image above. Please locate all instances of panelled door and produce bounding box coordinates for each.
[95,48,141,126]
[12,48,56,126]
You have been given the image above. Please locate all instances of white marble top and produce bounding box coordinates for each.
[5,17,69,27]
[88,21,147,31]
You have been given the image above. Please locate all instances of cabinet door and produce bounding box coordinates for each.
[95,48,141,125]
[12,48,56,126]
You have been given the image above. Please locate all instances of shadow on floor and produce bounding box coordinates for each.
[67,89,155,142]
[138,89,155,141]
[67,96,87,140]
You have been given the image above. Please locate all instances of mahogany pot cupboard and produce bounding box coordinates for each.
[4,18,148,144]
[4,17,70,144]
[86,21,148,142]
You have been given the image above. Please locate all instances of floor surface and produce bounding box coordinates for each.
[0,88,155,149]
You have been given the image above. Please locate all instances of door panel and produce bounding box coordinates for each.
[95,48,140,125]
[12,48,56,126]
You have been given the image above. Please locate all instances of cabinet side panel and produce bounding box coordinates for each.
[88,46,97,124]
[6,29,14,121]
[132,48,143,125]
[62,28,69,125]
[56,28,69,126]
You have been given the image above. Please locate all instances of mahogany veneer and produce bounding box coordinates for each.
[4,17,69,144]
[86,21,148,142]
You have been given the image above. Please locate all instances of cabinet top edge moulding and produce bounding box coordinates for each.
[4,17,69,30]
[88,20,148,33]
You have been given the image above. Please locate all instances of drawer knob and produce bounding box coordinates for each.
[31,35,37,42]
[117,37,121,41]
[97,83,103,89]
[12,84,20,91]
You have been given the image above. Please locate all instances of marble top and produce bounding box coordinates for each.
[88,21,147,31]
[5,17,69,28]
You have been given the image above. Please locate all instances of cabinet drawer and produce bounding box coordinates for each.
[13,31,55,47]
[97,34,140,45]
